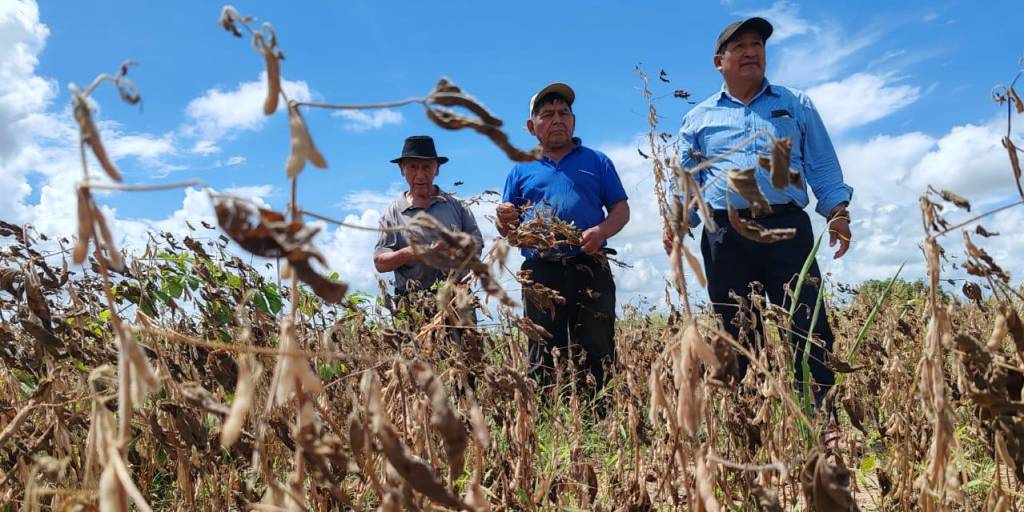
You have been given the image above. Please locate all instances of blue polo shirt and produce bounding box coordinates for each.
[502,138,628,259]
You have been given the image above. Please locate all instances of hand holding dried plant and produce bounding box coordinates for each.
[496,202,520,236]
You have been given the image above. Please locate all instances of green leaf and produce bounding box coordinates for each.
[263,285,283,314]
[98,310,111,323]
[153,288,172,306]
[859,454,877,474]
[165,277,184,299]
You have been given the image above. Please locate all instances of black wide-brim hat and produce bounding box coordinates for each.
[389,135,449,164]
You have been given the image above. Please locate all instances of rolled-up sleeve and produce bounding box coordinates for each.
[799,95,853,218]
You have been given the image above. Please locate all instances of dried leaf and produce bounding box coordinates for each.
[410,361,468,480]
[727,168,771,215]
[673,89,691,100]
[74,186,96,265]
[274,317,322,404]
[117,323,159,406]
[769,137,801,189]
[1009,86,1024,114]
[1003,136,1023,198]
[24,274,51,330]
[218,5,244,37]
[801,453,858,512]
[727,207,796,243]
[376,420,467,510]
[290,257,348,304]
[935,188,971,211]
[975,225,999,237]
[0,268,20,296]
[260,41,281,115]
[73,93,122,183]
[961,282,983,306]
[426,105,540,163]
[429,78,502,126]
[285,102,328,178]
[91,201,124,272]
[221,355,260,449]
[681,244,706,288]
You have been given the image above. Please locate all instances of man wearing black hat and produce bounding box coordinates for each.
[496,83,630,396]
[374,135,483,294]
[672,18,854,416]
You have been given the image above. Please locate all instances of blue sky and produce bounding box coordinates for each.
[3,0,1022,305]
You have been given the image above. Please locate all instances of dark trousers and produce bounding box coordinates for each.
[701,209,835,405]
[522,254,617,393]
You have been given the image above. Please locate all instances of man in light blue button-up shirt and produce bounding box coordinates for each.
[675,17,854,418]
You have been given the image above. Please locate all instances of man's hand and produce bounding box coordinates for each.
[496,202,519,235]
[828,204,851,259]
[580,225,607,255]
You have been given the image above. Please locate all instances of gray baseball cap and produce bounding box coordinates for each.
[716,17,773,54]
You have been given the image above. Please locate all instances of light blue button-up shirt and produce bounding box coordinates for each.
[679,79,852,225]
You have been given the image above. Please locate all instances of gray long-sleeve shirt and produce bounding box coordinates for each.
[374,187,483,293]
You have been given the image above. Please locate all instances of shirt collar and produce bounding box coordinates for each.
[718,78,777,105]
[399,186,448,212]
[540,137,583,164]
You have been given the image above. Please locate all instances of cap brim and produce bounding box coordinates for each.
[390,156,449,164]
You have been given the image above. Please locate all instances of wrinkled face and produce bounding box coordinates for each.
[527,98,575,149]
[715,30,766,85]
[400,159,439,196]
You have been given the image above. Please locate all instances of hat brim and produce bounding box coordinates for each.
[390,156,449,164]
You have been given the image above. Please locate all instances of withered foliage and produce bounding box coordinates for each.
[213,197,347,303]
[503,202,583,253]
[425,77,541,162]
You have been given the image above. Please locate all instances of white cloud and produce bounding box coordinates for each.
[738,1,818,43]
[191,139,221,156]
[823,117,1024,287]
[183,71,312,141]
[771,26,878,88]
[337,182,407,212]
[0,0,54,223]
[807,73,920,133]
[224,155,246,166]
[333,109,403,132]
[222,184,274,199]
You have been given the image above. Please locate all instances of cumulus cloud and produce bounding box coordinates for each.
[333,109,403,132]
[822,117,1024,287]
[183,71,312,141]
[807,73,920,133]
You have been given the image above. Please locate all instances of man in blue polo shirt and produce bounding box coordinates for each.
[672,17,854,414]
[497,83,630,395]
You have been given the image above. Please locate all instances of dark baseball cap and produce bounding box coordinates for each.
[716,17,773,54]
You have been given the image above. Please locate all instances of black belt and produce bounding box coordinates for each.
[712,202,802,220]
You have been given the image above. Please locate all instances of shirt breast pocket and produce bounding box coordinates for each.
[768,116,799,142]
